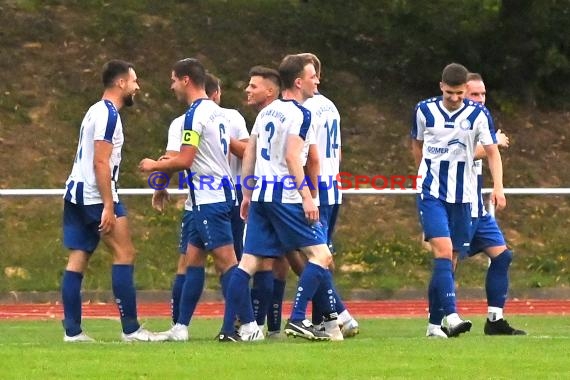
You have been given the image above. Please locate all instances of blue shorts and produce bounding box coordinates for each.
[417,194,472,254]
[464,213,507,258]
[319,203,340,253]
[187,199,234,251]
[231,187,245,260]
[63,200,127,254]
[178,210,193,254]
[243,202,327,257]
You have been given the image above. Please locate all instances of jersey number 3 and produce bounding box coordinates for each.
[261,122,275,160]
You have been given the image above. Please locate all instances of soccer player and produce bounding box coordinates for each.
[151,72,249,326]
[411,63,506,338]
[448,72,526,335]
[226,54,337,342]
[205,73,250,261]
[243,65,284,335]
[139,58,239,342]
[243,65,321,338]
[61,59,166,342]
[150,112,188,325]
[298,52,359,338]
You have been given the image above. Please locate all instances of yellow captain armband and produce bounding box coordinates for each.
[182,130,201,146]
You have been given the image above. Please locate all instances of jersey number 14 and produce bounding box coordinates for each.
[325,119,339,158]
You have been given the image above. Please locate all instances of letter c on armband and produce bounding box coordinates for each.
[182,130,201,146]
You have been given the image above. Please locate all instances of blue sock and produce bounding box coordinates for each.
[251,271,274,326]
[171,274,185,324]
[311,299,324,325]
[267,278,285,332]
[220,265,238,334]
[332,285,347,315]
[486,249,512,309]
[250,286,261,323]
[112,264,140,334]
[312,270,337,321]
[232,208,244,261]
[61,270,83,337]
[177,266,205,326]
[227,268,255,328]
[428,275,444,325]
[432,258,457,316]
[290,262,325,322]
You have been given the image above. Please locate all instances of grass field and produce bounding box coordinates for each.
[1,316,568,379]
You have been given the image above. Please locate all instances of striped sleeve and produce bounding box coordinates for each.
[411,102,426,140]
[182,100,203,146]
[290,102,311,140]
[475,104,497,145]
[93,100,119,142]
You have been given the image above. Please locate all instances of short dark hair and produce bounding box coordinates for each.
[441,63,469,86]
[467,72,483,82]
[102,60,134,88]
[297,53,321,79]
[205,73,221,97]
[248,65,281,90]
[278,54,313,89]
[172,58,206,88]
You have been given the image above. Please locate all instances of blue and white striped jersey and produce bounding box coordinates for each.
[64,100,123,205]
[166,114,185,153]
[224,108,249,184]
[182,98,235,207]
[471,159,487,217]
[303,93,342,205]
[165,114,193,211]
[251,99,312,204]
[411,96,497,204]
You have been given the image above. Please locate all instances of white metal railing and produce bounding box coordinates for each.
[2,188,570,197]
[5,187,570,219]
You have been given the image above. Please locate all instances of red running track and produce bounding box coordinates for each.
[1,300,569,320]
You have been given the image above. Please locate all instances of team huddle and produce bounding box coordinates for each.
[60,56,525,343]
